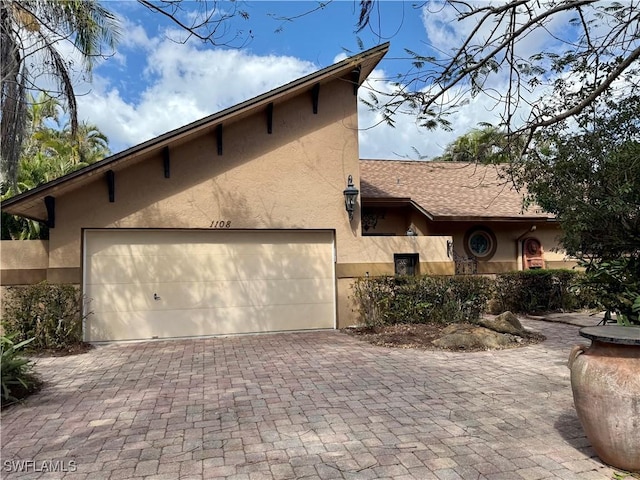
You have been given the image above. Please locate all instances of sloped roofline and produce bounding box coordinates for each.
[359,158,557,222]
[360,196,436,221]
[3,43,390,219]
[361,195,556,222]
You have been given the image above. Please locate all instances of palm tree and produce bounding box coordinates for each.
[1,0,119,186]
[438,127,526,164]
[63,121,110,165]
[19,92,61,159]
[1,92,111,240]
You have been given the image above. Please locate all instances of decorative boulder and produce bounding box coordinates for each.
[479,311,525,335]
[433,324,513,350]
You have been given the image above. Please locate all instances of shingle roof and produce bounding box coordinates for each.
[360,159,554,221]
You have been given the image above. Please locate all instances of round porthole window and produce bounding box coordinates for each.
[464,227,497,260]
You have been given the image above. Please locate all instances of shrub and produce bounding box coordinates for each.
[2,282,89,350]
[493,269,595,314]
[1,334,39,407]
[577,258,640,326]
[351,275,493,326]
[351,276,396,327]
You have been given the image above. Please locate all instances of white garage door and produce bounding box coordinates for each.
[83,229,336,341]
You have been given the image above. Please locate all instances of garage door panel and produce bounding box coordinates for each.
[89,277,335,314]
[87,231,334,257]
[238,278,335,307]
[88,253,245,285]
[88,253,333,285]
[88,281,254,312]
[88,250,334,286]
[84,230,335,341]
[280,255,334,279]
[89,303,335,341]
[86,282,233,312]
[226,254,287,281]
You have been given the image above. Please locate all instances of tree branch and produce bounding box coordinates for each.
[527,44,640,131]
[420,0,598,114]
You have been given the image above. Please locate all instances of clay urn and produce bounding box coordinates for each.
[568,325,640,472]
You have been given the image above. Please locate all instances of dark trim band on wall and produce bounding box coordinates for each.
[0,269,47,286]
[106,170,115,203]
[44,195,55,228]
[46,267,82,284]
[311,83,320,114]
[336,262,454,278]
[163,146,170,178]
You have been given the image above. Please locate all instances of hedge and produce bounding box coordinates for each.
[351,275,493,326]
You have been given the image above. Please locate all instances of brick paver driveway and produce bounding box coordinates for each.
[1,319,616,479]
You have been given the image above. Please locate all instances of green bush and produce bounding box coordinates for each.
[493,269,595,314]
[578,258,640,326]
[351,275,493,326]
[351,276,395,326]
[1,334,38,407]
[2,282,88,350]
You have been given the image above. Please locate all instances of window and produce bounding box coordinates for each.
[394,253,419,276]
[464,227,497,260]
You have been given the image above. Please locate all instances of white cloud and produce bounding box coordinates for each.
[77,24,455,160]
[421,2,576,63]
[333,52,348,63]
[80,37,508,161]
[357,64,542,160]
[77,38,317,152]
[24,1,637,165]
[117,17,157,51]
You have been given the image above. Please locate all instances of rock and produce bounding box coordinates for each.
[432,324,514,350]
[496,311,524,329]
[479,311,524,335]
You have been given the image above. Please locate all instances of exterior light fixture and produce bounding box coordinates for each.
[343,175,359,221]
[406,227,417,236]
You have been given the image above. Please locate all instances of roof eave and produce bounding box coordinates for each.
[361,196,435,221]
[362,197,555,223]
[2,43,390,219]
[429,215,557,222]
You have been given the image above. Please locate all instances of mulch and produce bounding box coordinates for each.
[343,322,546,352]
[26,342,95,358]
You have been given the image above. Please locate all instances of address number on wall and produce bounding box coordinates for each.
[210,220,231,228]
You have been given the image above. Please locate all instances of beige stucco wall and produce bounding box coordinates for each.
[427,220,574,273]
[49,79,360,271]
[40,76,386,328]
[364,207,409,235]
[524,227,572,264]
[6,75,576,332]
[337,235,452,276]
[367,210,577,274]
[336,235,454,327]
[362,207,428,237]
[0,240,49,285]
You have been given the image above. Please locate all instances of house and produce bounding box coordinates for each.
[359,159,575,274]
[0,43,574,342]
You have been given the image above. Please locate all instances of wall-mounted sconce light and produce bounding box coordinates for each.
[447,240,453,258]
[343,175,359,221]
[406,227,417,236]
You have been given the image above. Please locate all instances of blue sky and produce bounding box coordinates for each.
[68,1,573,159]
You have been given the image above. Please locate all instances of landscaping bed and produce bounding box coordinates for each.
[344,314,547,352]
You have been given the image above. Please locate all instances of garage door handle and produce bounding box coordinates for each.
[153,293,161,300]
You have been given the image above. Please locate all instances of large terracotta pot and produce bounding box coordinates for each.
[568,326,640,472]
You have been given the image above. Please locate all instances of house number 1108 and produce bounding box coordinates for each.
[210,220,231,228]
